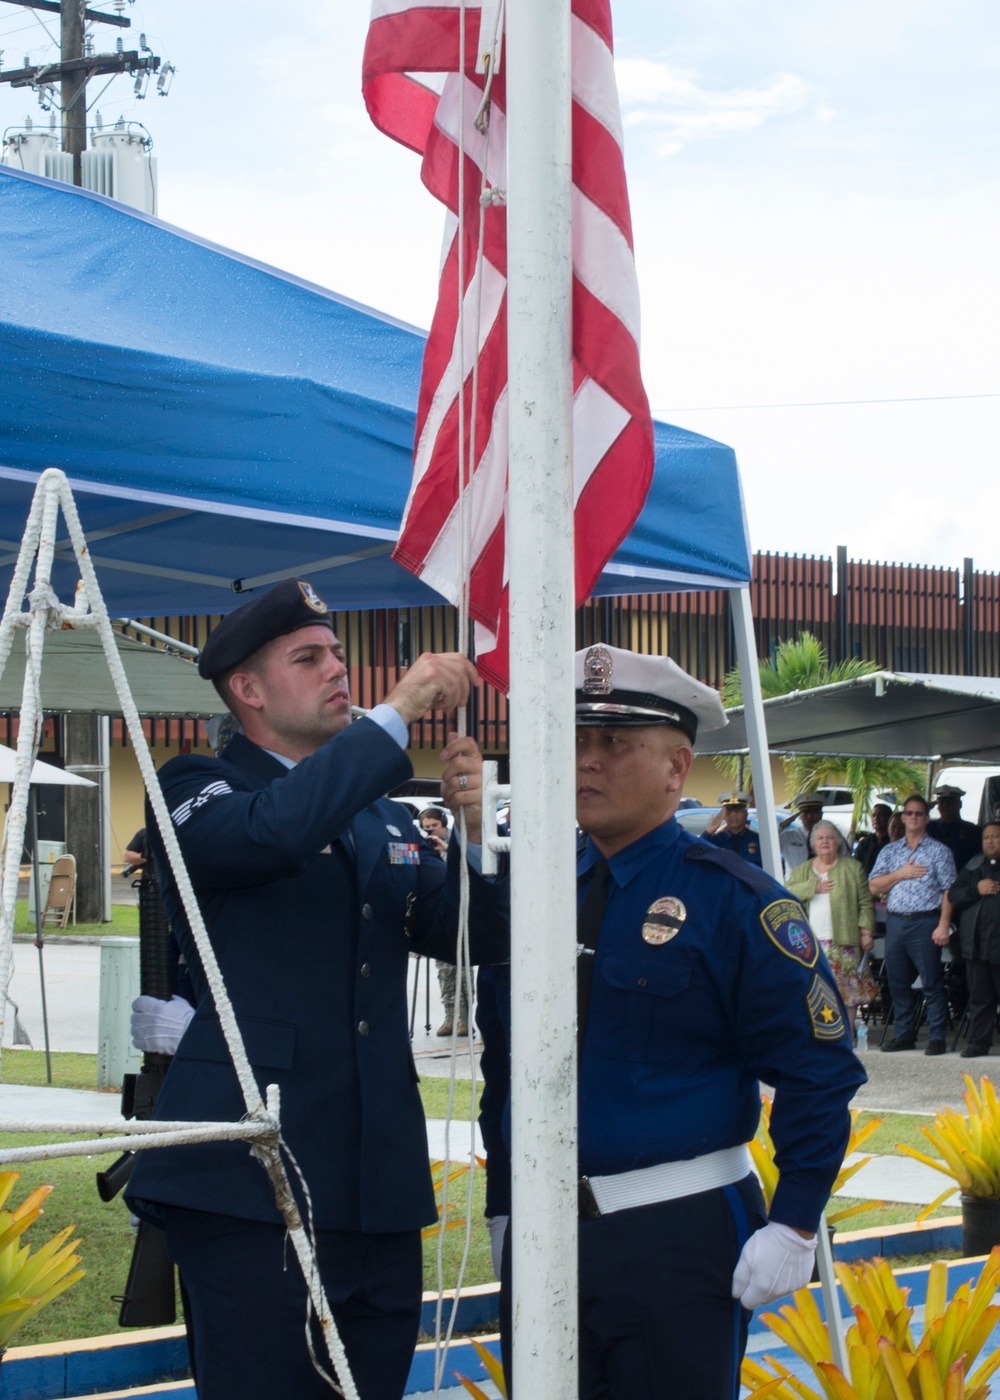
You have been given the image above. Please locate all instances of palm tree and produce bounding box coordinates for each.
[718,632,923,829]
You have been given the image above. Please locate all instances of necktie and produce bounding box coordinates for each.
[577,858,610,1051]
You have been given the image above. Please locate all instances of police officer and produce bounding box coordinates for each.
[127,578,509,1400]
[928,784,981,872]
[563,643,865,1399]
[704,790,763,866]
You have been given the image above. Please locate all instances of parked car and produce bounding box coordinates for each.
[675,805,792,838]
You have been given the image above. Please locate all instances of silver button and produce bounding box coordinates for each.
[358,1020,369,1036]
[360,962,371,979]
[362,903,373,920]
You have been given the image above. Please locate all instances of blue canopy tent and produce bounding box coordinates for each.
[0,165,750,616]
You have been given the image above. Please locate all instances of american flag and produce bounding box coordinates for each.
[363,0,653,692]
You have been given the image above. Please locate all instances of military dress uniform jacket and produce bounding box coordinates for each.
[128,720,508,1236]
[577,820,867,1232]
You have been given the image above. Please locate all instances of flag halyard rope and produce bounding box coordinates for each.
[431,5,506,1392]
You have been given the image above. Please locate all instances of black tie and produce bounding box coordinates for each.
[577,859,610,1051]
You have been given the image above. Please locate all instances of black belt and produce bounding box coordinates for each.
[892,908,941,919]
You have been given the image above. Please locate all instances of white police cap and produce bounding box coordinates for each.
[574,644,727,743]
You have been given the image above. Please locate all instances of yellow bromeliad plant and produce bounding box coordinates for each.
[742,1250,1000,1399]
[0,1171,84,1349]
[456,1337,507,1399]
[749,1096,884,1228]
[895,1075,1000,1217]
[421,1156,485,1241]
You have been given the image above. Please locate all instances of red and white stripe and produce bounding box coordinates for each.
[363,0,653,692]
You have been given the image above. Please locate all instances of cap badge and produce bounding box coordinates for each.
[642,896,687,945]
[298,580,329,615]
[583,645,614,695]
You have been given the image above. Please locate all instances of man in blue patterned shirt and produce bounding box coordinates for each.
[870,795,956,1055]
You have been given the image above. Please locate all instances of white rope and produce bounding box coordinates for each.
[431,6,506,1390]
[0,470,359,1400]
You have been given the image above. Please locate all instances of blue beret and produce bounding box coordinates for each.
[198,579,333,680]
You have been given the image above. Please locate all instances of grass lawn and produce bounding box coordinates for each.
[0,1049,104,1091]
[13,899,138,938]
[419,1075,482,1120]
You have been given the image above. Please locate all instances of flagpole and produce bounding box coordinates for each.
[505,0,578,1395]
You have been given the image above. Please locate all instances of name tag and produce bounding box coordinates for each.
[388,842,421,866]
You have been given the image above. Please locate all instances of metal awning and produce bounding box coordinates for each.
[696,672,1000,764]
[0,628,225,718]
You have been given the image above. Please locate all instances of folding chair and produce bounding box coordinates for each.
[42,853,77,927]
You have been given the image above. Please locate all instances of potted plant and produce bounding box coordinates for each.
[895,1075,1000,1256]
[742,1249,1000,1398]
[0,1170,84,1362]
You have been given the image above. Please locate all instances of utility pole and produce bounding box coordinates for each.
[0,0,158,187]
[60,0,84,184]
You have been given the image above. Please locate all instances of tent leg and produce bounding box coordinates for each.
[728,587,780,880]
[728,585,848,1372]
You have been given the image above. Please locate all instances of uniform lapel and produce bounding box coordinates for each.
[352,805,393,897]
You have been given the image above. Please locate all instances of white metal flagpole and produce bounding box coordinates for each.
[505,0,578,1394]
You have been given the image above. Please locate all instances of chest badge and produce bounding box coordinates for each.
[386,824,402,837]
[642,896,687,945]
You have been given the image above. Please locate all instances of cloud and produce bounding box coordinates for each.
[614,58,812,155]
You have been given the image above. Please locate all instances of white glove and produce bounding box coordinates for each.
[486,1214,509,1280]
[131,995,195,1055]
[731,1221,817,1310]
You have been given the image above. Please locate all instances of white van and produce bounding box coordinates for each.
[932,767,1000,824]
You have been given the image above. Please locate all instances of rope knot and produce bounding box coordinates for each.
[27,582,61,626]
[481,186,506,208]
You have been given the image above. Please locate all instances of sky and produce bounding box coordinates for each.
[1,0,998,574]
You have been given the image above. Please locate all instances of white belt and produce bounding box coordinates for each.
[581,1144,751,1217]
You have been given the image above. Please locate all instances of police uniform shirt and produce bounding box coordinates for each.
[704,824,763,867]
[577,818,866,1232]
[927,818,981,873]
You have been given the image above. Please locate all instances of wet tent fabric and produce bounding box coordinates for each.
[0,165,751,617]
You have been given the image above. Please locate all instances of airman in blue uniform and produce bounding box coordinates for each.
[127,579,508,1400]
[502,644,865,1400]
[704,790,763,866]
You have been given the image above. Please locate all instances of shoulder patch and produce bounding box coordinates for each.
[759,898,818,967]
[685,840,774,895]
[806,974,846,1040]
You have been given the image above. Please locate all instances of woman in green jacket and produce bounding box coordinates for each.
[786,821,877,1035]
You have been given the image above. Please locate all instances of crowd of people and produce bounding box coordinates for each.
[723,784,1000,1057]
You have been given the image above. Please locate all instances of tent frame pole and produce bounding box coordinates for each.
[506,0,578,1395]
[728,584,848,1373]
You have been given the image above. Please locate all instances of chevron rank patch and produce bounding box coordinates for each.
[807,974,846,1040]
[759,899,818,967]
[170,780,233,827]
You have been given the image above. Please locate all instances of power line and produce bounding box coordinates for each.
[653,391,1000,413]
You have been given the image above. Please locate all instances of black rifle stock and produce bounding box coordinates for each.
[100,866,178,1327]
